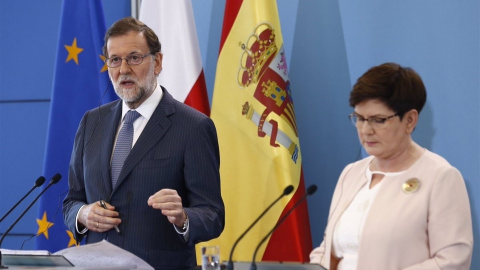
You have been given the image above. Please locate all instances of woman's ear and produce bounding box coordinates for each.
[404,109,419,134]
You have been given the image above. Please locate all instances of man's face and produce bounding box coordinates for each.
[106,31,162,109]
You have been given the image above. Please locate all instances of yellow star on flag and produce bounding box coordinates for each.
[66,230,78,247]
[99,55,108,72]
[36,211,54,239]
[65,38,84,65]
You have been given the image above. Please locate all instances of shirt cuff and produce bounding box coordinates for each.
[173,215,190,240]
[76,205,88,234]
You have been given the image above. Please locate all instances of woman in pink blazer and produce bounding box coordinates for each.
[310,63,473,270]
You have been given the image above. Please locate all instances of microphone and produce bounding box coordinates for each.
[0,176,46,224]
[250,184,317,270]
[227,185,294,270]
[0,173,61,269]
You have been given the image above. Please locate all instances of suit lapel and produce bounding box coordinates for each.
[330,162,369,225]
[112,88,175,194]
[342,173,368,212]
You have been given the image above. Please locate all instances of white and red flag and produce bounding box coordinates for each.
[139,0,210,115]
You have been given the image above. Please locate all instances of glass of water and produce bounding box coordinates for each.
[201,245,220,270]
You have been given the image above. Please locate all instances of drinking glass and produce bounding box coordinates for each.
[201,245,220,270]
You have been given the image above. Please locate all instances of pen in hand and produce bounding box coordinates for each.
[99,199,121,235]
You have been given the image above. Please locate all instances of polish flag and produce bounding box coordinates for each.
[139,0,210,115]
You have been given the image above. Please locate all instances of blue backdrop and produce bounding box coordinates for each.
[0,0,478,268]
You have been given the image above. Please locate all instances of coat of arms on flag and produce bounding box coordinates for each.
[238,22,299,163]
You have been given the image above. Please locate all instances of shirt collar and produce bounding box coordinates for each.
[121,83,163,121]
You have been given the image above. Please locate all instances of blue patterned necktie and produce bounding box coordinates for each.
[111,110,141,188]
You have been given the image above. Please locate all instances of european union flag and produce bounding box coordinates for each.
[36,0,116,252]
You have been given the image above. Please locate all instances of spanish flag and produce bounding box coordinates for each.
[204,0,312,263]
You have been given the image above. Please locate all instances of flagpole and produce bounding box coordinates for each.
[131,0,140,19]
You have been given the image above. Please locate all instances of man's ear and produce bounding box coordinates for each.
[154,52,163,75]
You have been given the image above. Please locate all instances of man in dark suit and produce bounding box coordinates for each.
[63,17,224,270]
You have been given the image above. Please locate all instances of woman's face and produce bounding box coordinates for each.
[353,99,412,160]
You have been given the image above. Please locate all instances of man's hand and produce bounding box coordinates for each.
[78,201,121,232]
[148,189,186,227]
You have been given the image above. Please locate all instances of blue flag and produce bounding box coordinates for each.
[36,0,116,252]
